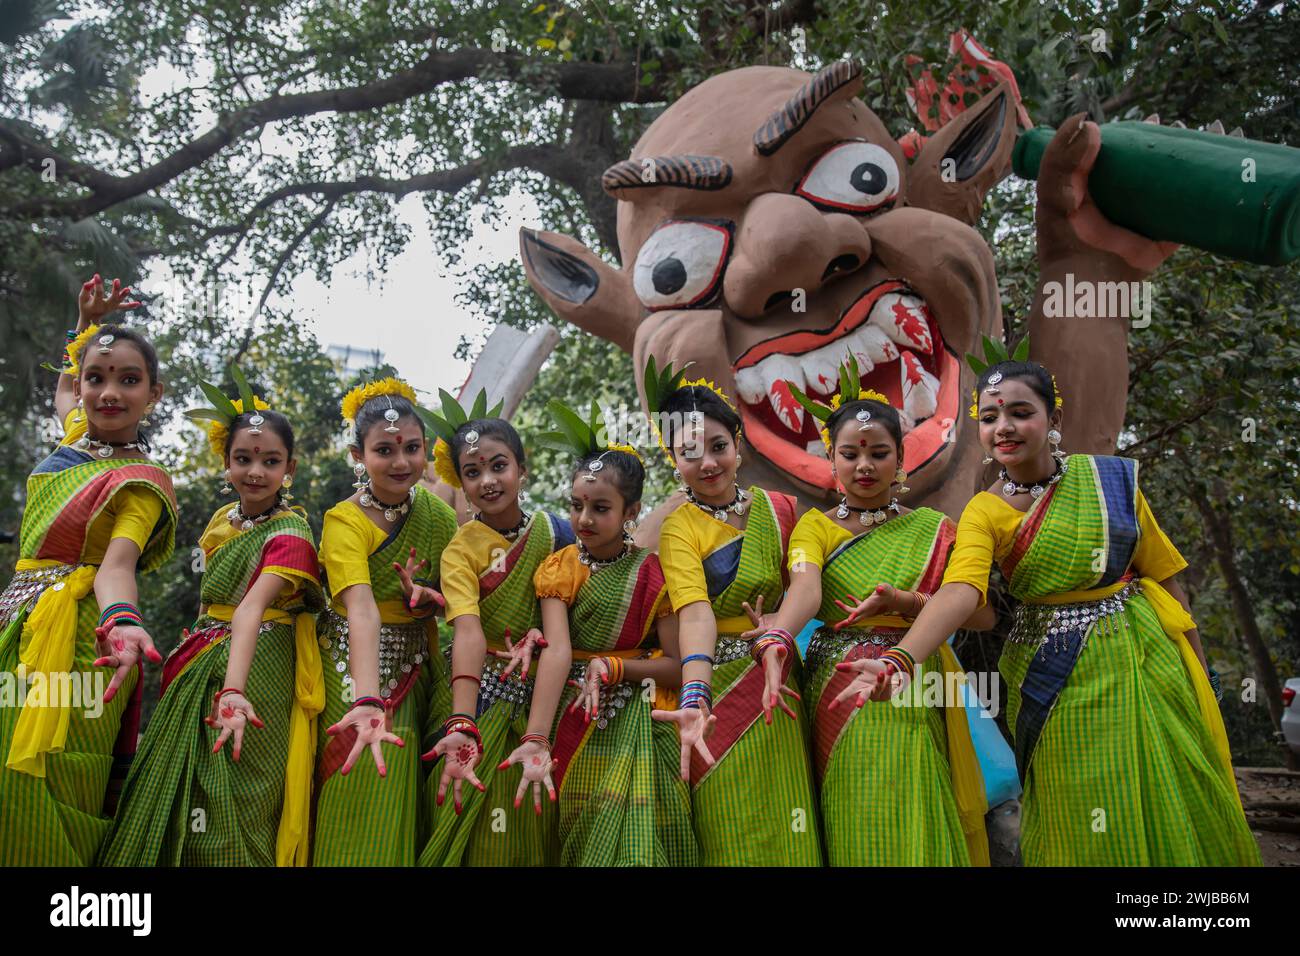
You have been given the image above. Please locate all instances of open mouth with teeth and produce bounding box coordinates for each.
[734,280,960,490]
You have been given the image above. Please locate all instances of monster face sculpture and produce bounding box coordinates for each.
[521,59,1028,518]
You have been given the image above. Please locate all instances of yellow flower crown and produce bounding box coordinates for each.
[818,388,894,451]
[64,324,102,375]
[606,441,643,463]
[340,376,418,424]
[206,397,271,459]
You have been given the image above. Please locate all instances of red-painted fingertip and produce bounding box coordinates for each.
[514,797,522,808]
[497,759,511,771]
[855,692,866,707]
[93,657,110,667]
[211,742,221,754]
[435,792,445,806]
[533,803,541,817]
[378,766,386,778]
[232,748,241,762]
[454,802,462,816]
[103,688,116,703]
[393,737,404,748]
[474,780,485,792]
[251,717,265,728]
[827,699,837,711]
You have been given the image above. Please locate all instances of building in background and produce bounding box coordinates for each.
[326,343,385,380]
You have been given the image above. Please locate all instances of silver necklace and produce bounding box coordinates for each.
[359,482,415,522]
[478,511,530,541]
[999,458,1068,498]
[837,497,900,527]
[686,483,748,522]
[229,501,283,532]
[578,539,633,570]
[74,434,142,459]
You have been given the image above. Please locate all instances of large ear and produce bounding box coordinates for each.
[519,227,641,353]
[906,81,1019,225]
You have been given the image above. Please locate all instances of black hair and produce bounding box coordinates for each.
[79,324,161,453]
[826,399,904,463]
[974,360,1057,414]
[568,449,645,506]
[224,408,296,460]
[451,418,526,477]
[351,394,425,450]
[658,385,743,452]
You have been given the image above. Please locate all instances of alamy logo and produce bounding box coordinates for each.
[1,664,104,718]
[1041,273,1153,327]
[49,886,151,936]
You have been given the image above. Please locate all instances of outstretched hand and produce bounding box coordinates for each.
[204,691,264,761]
[758,643,801,724]
[828,657,907,710]
[78,274,142,326]
[651,706,717,782]
[738,594,776,640]
[392,547,444,616]
[422,731,486,815]
[325,703,404,777]
[93,622,162,703]
[488,626,546,682]
[832,584,894,630]
[497,739,557,815]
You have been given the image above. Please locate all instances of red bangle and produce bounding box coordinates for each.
[451,673,482,686]
[214,687,243,703]
[520,733,551,750]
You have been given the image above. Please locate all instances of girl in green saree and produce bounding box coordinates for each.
[646,361,822,866]
[0,276,177,865]
[102,378,324,866]
[761,362,993,866]
[312,377,458,866]
[852,352,1259,866]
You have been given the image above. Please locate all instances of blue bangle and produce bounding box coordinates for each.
[681,654,715,667]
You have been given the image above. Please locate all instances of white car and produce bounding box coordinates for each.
[1282,678,1300,757]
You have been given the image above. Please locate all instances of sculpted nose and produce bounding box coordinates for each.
[723,193,872,318]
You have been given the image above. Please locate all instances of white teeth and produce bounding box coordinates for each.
[900,350,940,420]
[800,348,843,396]
[850,324,897,367]
[870,292,934,354]
[734,366,766,405]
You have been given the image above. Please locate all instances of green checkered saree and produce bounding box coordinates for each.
[0,446,176,865]
[997,454,1259,865]
[99,507,323,866]
[548,545,696,866]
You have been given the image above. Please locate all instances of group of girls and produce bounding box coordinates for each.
[0,274,1260,867]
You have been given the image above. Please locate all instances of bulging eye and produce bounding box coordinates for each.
[795,140,900,214]
[632,220,732,310]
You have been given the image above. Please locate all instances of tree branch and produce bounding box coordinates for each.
[2,46,675,221]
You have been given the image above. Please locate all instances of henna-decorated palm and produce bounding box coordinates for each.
[392,547,443,617]
[489,626,546,682]
[423,731,486,814]
[832,583,896,630]
[737,594,777,640]
[93,623,162,703]
[829,657,908,710]
[325,704,404,778]
[651,706,718,781]
[498,740,557,815]
[78,274,142,325]
[204,691,264,761]
[758,644,801,724]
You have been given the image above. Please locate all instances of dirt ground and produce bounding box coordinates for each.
[1238,767,1300,867]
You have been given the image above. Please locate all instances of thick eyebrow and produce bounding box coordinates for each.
[753,58,862,156]
[838,440,893,450]
[978,399,1036,413]
[601,154,733,199]
[463,453,508,466]
[230,444,284,455]
[82,361,144,373]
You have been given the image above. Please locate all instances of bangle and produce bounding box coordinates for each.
[878,647,916,682]
[750,629,794,663]
[99,602,143,630]
[520,733,551,750]
[451,673,481,686]
[214,687,243,702]
[599,657,624,685]
[351,696,385,711]
[680,653,715,667]
[679,679,712,711]
[442,714,483,752]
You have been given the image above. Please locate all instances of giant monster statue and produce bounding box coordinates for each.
[519,39,1184,535]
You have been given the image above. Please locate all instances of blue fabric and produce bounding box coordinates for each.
[31,444,92,474]
[1094,455,1139,587]
[1012,626,1086,785]
[700,536,743,599]
[546,510,576,550]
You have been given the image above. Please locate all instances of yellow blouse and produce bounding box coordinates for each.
[440,519,510,622]
[942,490,1189,608]
[658,502,740,611]
[787,507,853,570]
[319,501,388,602]
[58,407,162,561]
[199,504,308,601]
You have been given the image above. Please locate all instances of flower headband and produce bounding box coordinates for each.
[184,365,272,459]
[785,354,894,452]
[965,333,1063,419]
[340,376,418,424]
[539,398,644,482]
[417,387,505,489]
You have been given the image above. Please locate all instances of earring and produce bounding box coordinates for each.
[672,468,681,482]
[1048,428,1065,460]
[141,403,154,424]
[893,466,909,494]
[982,455,993,465]
[281,474,294,502]
[352,460,367,489]
[220,470,233,495]
[736,454,743,467]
